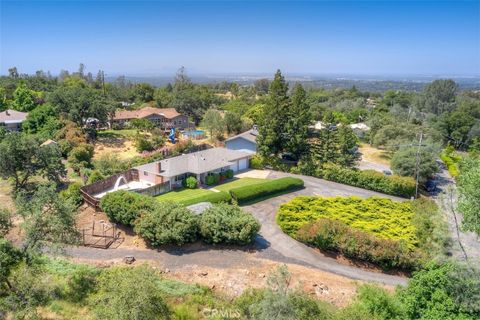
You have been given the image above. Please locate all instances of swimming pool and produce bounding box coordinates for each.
[182,130,206,139]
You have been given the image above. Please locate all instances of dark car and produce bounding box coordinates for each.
[425,180,437,192]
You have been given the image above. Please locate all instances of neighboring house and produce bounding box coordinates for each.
[0,109,28,131]
[134,147,252,188]
[225,128,258,153]
[349,122,370,138]
[111,107,189,130]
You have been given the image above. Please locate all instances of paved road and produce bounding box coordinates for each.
[433,168,480,261]
[64,171,408,286]
[244,171,407,286]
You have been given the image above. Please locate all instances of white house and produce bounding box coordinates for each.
[0,109,28,131]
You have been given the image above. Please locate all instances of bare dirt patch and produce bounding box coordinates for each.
[94,139,139,161]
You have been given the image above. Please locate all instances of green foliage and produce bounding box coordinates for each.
[224,111,243,134]
[11,83,40,112]
[100,190,156,226]
[86,170,104,184]
[316,164,416,198]
[399,262,480,320]
[225,169,234,179]
[16,183,79,254]
[93,153,130,177]
[353,285,406,320]
[284,83,311,160]
[229,177,304,204]
[182,176,198,189]
[199,203,260,245]
[440,149,461,178]
[296,218,418,269]
[177,190,231,206]
[0,208,12,237]
[68,143,94,172]
[22,103,61,139]
[202,108,225,140]
[59,182,83,207]
[205,172,220,186]
[391,146,439,183]
[277,196,417,247]
[242,265,334,320]
[134,202,199,246]
[0,133,66,191]
[90,266,171,320]
[257,70,290,157]
[0,238,22,284]
[457,156,480,235]
[249,155,264,169]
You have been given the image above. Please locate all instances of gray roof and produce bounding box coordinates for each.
[225,129,258,144]
[0,109,28,123]
[135,147,251,177]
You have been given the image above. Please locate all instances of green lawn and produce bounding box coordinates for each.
[155,178,266,205]
[155,188,212,203]
[214,178,265,192]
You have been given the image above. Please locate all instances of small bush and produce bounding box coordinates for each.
[249,155,264,169]
[100,190,156,226]
[59,182,83,207]
[183,176,197,189]
[178,191,231,206]
[205,173,220,186]
[199,203,260,245]
[229,177,304,204]
[86,170,104,184]
[225,169,234,179]
[134,202,199,246]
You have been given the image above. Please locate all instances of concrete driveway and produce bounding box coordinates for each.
[243,171,408,286]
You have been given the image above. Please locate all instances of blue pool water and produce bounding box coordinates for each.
[183,130,205,137]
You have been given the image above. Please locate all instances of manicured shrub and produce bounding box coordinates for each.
[316,164,416,198]
[59,182,83,207]
[134,202,199,246]
[205,173,220,186]
[296,218,419,270]
[229,177,304,204]
[225,169,234,179]
[183,176,197,189]
[178,191,231,206]
[199,203,260,245]
[100,190,156,226]
[277,196,417,248]
[440,150,460,178]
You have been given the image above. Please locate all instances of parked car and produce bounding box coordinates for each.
[425,180,437,192]
[382,169,392,176]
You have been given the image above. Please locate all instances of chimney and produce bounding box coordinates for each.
[157,162,161,173]
[5,110,9,116]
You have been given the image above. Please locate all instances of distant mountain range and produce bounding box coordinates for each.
[105,74,480,92]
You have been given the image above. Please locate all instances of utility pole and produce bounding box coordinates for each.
[414,131,423,198]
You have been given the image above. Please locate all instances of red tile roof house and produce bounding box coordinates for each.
[110,107,190,130]
[0,109,28,131]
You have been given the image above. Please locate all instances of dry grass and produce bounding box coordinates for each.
[0,178,16,212]
[359,143,391,166]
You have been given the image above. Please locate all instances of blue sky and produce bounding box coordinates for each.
[1,1,479,76]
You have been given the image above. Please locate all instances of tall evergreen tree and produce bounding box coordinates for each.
[257,70,290,157]
[285,83,311,160]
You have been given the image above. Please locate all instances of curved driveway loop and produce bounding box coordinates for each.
[243,171,408,286]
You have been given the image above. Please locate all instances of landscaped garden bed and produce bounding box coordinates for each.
[277,196,448,270]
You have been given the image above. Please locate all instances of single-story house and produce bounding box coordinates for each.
[225,128,258,153]
[134,147,252,188]
[111,107,189,130]
[0,109,28,131]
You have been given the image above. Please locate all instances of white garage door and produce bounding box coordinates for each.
[238,158,248,171]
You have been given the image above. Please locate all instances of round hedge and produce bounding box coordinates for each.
[199,203,260,245]
[134,201,199,246]
[100,190,156,226]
